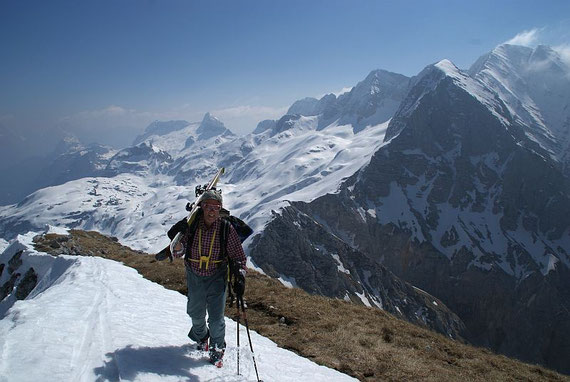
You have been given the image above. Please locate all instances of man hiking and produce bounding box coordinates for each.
[169,189,247,366]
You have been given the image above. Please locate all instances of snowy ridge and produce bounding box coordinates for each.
[434,59,510,126]
[470,44,570,164]
[0,233,356,382]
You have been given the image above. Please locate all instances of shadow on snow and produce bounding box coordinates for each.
[93,344,206,382]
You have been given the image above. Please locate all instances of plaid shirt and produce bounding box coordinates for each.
[185,218,247,277]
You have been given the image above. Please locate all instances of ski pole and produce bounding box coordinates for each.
[239,296,261,382]
[236,297,241,376]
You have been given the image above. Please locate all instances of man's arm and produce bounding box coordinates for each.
[226,224,247,270]
[167,218,188,240]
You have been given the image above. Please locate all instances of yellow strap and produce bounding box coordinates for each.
[189,259,223,263]
[196,228,217,270]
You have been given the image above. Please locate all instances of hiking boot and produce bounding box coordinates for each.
[197,334,210,352]
[189,330,209,352]
[209,345,225,367]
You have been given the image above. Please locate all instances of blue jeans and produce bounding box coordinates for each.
[186,266,227,349]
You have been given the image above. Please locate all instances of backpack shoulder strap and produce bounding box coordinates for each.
[185,214,201,257]
[219,217,231,260]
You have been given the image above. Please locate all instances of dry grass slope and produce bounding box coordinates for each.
[34,230,570,382]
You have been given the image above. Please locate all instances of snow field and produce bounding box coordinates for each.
[0,236,356,382]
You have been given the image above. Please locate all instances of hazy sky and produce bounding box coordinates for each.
[1,0,570,146]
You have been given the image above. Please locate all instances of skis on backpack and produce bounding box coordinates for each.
[154,167,225,262]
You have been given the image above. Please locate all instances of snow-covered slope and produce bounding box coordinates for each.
[227,117,391,234]
[0,232,355,382]
[0,116,391,255]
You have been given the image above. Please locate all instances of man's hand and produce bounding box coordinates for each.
[233,269,246,297]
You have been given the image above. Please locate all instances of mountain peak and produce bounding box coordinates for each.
[287,97,320,116]
[196,113,234,140]
[434,59,460,75]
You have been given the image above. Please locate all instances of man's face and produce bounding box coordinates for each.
[202,200,221,226]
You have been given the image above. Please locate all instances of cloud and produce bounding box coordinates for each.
[504,28,542,46]
[213,105,287,120]
[317,86,353,99]
[58,102,290,146]
[66,105,153,121]
[332,87,353,97]
[553,44,570,68]
[160,102,288,135]
[211,105,288,135]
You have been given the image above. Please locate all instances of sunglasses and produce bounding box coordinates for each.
[202,203,221,211]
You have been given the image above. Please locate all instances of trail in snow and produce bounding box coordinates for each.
[0,234,356,382]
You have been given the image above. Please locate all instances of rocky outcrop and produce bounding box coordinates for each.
[0,273,18,301]
[15,267,38,300]
[0,250,38,302]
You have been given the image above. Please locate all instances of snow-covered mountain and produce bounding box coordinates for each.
[0,230,356,382]
[1,43,569,373]
[283,69,410,133]
[252,49,570,372]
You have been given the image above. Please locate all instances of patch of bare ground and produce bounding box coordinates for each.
[34,230,570,382]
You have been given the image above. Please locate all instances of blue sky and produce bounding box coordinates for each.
[1,0,570,145]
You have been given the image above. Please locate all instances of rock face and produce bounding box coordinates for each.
[14,267,38,300]
[250,205,466,339]
[249,57,570,373]
[0,250,38,302]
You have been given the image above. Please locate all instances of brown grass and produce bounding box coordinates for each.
[34,230,570,382]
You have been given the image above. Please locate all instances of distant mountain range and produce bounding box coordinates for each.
[0,43,569,373]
